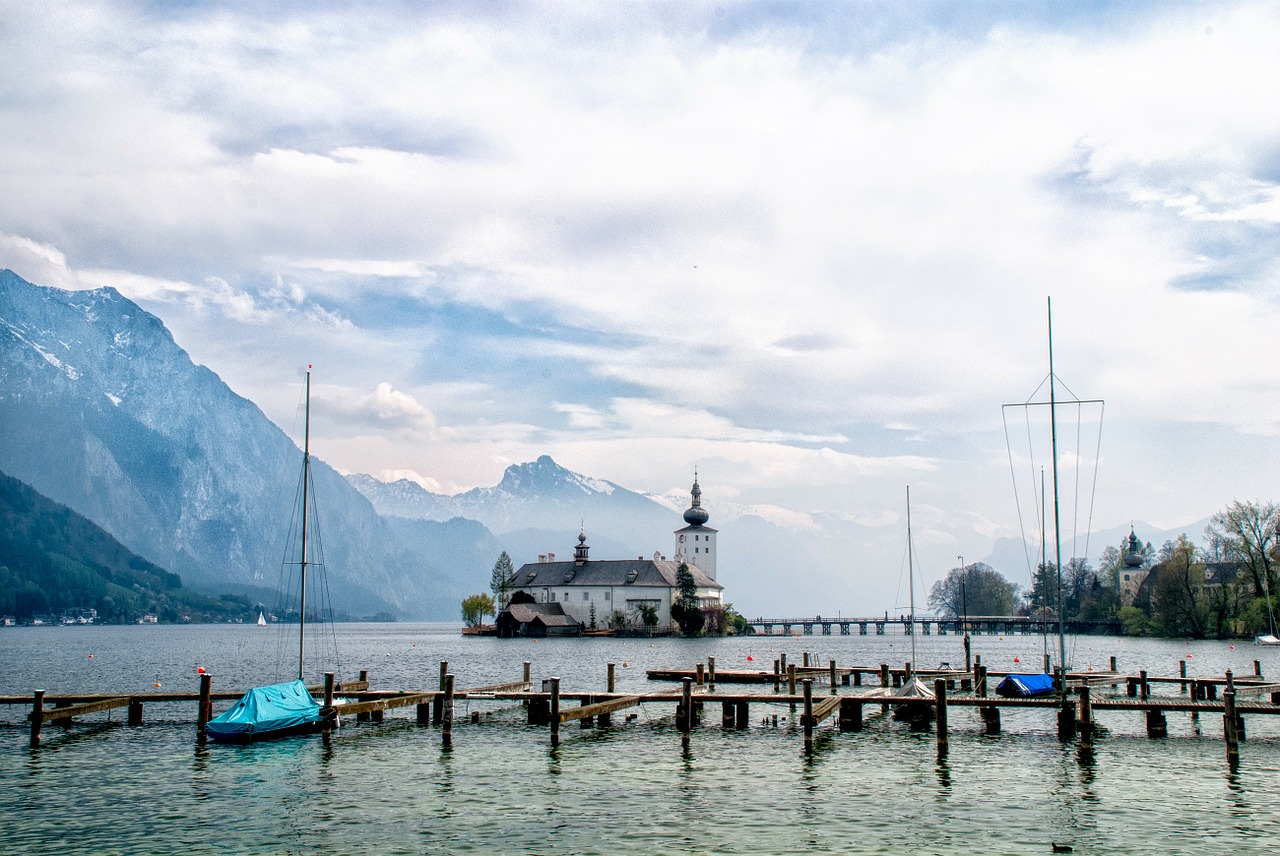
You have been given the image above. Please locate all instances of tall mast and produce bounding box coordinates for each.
[298,368,311,681]
[1047,299,1066,691]
[906,485,917,668]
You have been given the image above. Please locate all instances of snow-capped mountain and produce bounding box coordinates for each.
[0,269,468,618]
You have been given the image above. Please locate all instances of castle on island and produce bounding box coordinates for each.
[496,473,723,636]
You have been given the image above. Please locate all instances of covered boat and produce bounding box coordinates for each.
[995,672,1056,697]
[206,680,326,743]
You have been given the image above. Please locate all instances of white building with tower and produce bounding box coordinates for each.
[498,473,722,634]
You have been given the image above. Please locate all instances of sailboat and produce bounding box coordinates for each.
[1000,298,1103,697]
[892,486,935,722]
[256,611,267,627]
[208,368,332,742]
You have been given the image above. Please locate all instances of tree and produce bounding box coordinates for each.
[927,563,1018,618]
[1151,535,1208,638]
[670,562,705,635]
[461,593,496,628]
[1205,500,1279,600]
[490,551,515,609]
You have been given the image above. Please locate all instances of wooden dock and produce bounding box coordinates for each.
[6,656,1279,771]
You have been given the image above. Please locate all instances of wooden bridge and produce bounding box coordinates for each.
[745,614,1123,636]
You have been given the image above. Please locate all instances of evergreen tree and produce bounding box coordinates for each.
[490,551,514,608]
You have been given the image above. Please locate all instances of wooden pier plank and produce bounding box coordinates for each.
[35,697,131,722]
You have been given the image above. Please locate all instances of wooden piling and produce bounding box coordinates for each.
[323,673,336,734]
[439,673,453,749]
[680,677,693,735]
[696,663,705,686]
[29,690,45,749]
[935,679,948,754]
[707,656,716,689]
[880,663,890,713]
[524,661,532,684]
[722,701,735,728]
[839,698,863,732]
[980,704,1001,735]
[1057,698,1077,741]
[549,677,561,747]
[1078,686,1093,752]
[788,664,797,712]
[829,660,837,695]
[735,700,749,730]
[1255,659,1262,677]
[1146,708,1167,738]
[802,679,814,754]
[1180,659,1188,693]
[773,659,781,693]
[803,652,810,668]
[1140,670,1149,700]
[607,662,616,693]
[196,674,211,745]
[433,661,448,725]
[1223,689,1239,765]
[128,699,143,726]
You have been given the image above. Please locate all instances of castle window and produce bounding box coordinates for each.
[583,592,589,601]
[550,592,556,601]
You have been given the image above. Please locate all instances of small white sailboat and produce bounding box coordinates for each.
[893,485,935,721]
[257,611,267,627]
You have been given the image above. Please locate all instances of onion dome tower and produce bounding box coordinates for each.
[1123,526,1143,568]
[674,469,717,580]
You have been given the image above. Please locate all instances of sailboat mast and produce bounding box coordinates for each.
[906,485,917,667]
[298,368,311,681]
[1047,298,1066,690]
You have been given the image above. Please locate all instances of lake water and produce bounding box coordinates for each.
[3,624,1279,855]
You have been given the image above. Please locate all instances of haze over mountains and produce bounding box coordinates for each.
[1,269,1208,619]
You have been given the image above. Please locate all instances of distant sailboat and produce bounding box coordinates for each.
[893,486,935,722]
[208,368,332,743]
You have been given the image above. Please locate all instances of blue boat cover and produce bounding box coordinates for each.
[207,679,324,742]
[995,673,1056,697]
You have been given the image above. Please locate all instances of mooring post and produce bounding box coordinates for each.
[323,672,336,734]
[1140,670,1149,700]
[722,701,735,728]
[829,660,837,695]
[880,663,891,712]
[29,690,45,749]
[523,661,532,684]
[788,664,797,712]
[773,659,781,693]
[1223,689,1239,765]
[963,634,972,674]
[735,699,749,729]
[780,652,787,674]
[442,674,455,749]
[803,652,811,668]
[1255,659,1262,677]
[980,704,1001,735]
[1146,707,1167,738]
[1078,685,1093,752]
[1110,655,1119,689]
[607,662,616,693]
[976,665,988,698]
[196,674,211,745]
[707,656,716,690]
[1043,653,1051,675]
[935,678,948,755]
[802,679,815,754]
[1057,697,1077,742]
[128,699,143,726]
[680,677,693,735]
[548,677,561,746]
[433,661,448,725]
[1180,659,1188,694]
[839,697,863,732]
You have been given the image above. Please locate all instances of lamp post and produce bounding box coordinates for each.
[958,555,971,674]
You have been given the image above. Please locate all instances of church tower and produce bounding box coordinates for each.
[674,469,718,580]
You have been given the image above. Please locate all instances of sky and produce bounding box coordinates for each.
[3,0,1280,586]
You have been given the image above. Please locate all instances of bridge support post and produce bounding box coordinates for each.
[839,698,863,732]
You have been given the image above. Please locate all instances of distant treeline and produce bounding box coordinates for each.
[0,469,250,622]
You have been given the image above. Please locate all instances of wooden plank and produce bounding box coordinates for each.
[803,695,841,726]
[38,697,131,722]
[328,692,434,718]
[558,695,641,723]
[461,680,532,695]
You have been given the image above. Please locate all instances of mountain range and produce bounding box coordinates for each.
[1,269,1210,619]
